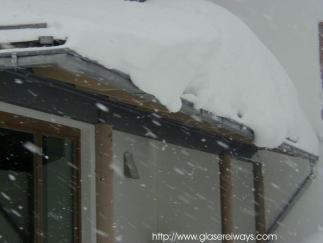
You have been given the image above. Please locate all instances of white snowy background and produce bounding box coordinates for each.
[1,1,323,242]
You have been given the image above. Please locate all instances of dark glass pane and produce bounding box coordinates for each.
[43,137,74,243]
[0,128,34,243]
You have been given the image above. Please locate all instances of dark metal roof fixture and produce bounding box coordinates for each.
[0,37,66,50]
[124,151,140,179]
[0,23,48,30]
[0,23,66,51]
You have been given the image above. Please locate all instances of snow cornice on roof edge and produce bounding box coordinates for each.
[0,47,318,162]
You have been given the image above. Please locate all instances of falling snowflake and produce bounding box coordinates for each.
[95,102,109,112]
[23,142,42,155]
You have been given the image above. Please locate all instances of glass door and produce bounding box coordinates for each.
[0,128,34,243]
[0,111,81,243]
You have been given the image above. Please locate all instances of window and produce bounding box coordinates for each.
[0,111,81,243]
[319,22,323,120]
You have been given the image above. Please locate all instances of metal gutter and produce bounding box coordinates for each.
[277,142,319,164]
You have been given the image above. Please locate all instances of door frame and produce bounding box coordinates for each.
[0,102,96,243]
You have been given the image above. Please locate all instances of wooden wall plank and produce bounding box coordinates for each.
[95,124,114,243]
[219,153,234,243]
[253,163,267,243]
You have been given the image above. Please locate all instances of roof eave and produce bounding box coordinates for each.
[0,47,318,162]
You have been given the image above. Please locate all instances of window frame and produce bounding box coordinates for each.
[0,111,82,243]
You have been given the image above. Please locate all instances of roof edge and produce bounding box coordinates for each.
[0,47,318,161]
[0,47,254,139]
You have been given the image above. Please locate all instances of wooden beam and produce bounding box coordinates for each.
[95,124,114,243]
[253,163,267,243]
[219,153,234,243]
[32,67,254,145]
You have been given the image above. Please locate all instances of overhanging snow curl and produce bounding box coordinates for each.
[0,0,319,156]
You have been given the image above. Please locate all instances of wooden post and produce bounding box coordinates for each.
[34,133,44,243]
[253,163,267,243]
[219,153,234,243]
[95,124,114,243]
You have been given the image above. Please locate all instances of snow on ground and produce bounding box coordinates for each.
[0,0,318,154]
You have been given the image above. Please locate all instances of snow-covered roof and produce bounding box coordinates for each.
[0,0,319,155]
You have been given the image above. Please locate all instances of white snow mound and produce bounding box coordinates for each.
[0,0,318,154]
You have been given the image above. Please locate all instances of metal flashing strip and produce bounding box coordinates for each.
[277,142,319,162]
[0,48,67,68]
[181,99,253,140]
[0,23,48,30]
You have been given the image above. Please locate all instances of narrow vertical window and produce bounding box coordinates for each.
[319,22,323,120]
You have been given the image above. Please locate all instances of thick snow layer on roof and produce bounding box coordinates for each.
[0,0,318,154]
